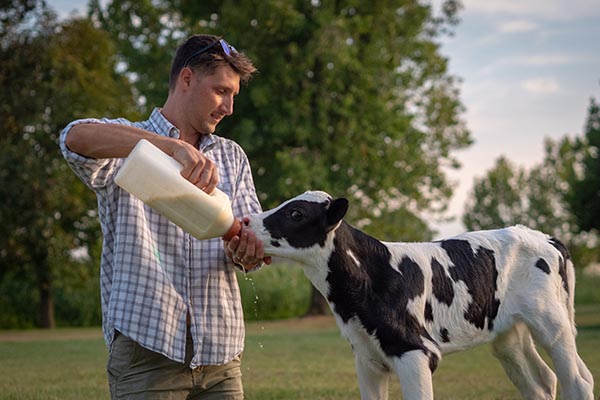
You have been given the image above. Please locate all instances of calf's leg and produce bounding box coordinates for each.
[354,355,390,400]
[525,307,594,399]
[393,350,434,400]
[492,322,557,399]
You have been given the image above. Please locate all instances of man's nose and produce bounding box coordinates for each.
[220,96,234,115]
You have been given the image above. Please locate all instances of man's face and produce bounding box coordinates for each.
[186,65,240,135]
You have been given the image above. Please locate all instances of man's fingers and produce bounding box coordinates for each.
[225,236,239,258]
[197,162,218,193]
[187,159,217,191]
[205,169,219,194]
[172,144,219,193]
[185,158,206,183]
[227,228,269,268]
[242,231,258,264]
[235,229,250,261]
[254,239,265,261]
[227,237,239,252]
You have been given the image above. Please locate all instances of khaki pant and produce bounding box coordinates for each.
[107,331,243,400]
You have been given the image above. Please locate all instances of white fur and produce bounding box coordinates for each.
[395,351,434,399]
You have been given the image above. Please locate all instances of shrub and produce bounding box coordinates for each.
[238,262,312,320]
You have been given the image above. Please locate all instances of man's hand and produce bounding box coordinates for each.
[224,218,272,271]
[170,141,219,194]
[65,123,220,194]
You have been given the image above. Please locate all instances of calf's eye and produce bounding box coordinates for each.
[290,210,303,221]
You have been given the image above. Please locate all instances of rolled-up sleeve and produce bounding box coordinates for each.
[59,118,122,191]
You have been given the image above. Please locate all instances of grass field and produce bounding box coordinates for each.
[0,305,599,399]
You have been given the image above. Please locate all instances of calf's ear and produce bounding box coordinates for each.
[326,198,349,227]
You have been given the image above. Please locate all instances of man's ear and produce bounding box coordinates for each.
[326,198,349,228]
[178,67,194,90]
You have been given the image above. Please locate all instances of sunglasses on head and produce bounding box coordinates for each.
[183,38,238,67]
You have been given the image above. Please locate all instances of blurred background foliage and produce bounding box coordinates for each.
[1,0,598,328]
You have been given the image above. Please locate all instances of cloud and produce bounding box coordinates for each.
[497,19,538,34]
[510,53,575,66]
[522,77,560,94]
[477,53,577,77]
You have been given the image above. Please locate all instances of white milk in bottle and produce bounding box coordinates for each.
[114,139,241,240]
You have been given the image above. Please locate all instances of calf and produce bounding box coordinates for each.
[246,191,594,400]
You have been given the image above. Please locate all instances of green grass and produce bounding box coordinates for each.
[1,306,599,399]
[0,331,108,399]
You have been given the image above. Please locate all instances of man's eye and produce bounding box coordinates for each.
[290,210,303,221]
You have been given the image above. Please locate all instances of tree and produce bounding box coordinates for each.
[91,0,470,224]
[463,157,527,230]
[568,97,600,233]
[0,0,139,328]
[88,0,180,112]
[463,137,598,268]
[90,0,471,314]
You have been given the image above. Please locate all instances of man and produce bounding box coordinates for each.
[60,34,271,399]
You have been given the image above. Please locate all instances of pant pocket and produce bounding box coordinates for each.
[107,331,137,381]
[223,355,242,379]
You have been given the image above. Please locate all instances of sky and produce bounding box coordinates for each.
[430,0,600,237]
[49,0,600,238]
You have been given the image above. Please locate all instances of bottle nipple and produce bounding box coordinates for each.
[222,218,242,241]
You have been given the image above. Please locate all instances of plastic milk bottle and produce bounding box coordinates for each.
[114,139,242,240]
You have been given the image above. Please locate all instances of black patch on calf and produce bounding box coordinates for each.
[441,239,500,331]
[425,302,433,322]
[440,328,450,343]
[549,237,570,295]
[535,258,551,274]
[429,352,439,373]
[431,258,454,306]
[326,223,437,364]
[263,200,331,248]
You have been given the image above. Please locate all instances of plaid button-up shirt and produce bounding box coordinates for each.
[60,108,262,367]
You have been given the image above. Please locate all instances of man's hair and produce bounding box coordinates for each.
[169,34,257,92]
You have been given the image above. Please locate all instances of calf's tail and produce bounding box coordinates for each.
[567,257,577,337]
[551,236,577,337]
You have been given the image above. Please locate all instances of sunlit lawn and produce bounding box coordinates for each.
[1,306,598,399]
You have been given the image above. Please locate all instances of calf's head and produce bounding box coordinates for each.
[247,191,348,262]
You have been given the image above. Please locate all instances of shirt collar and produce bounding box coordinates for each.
[148,107,217,151]
[148,108,180,139]
[198,133,216,151]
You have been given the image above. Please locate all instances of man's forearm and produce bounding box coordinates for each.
[65,123,176,159]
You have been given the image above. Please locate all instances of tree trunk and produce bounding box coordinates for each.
[305,285,329,316]
[39,274,55,329]
[36,241,55,329]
